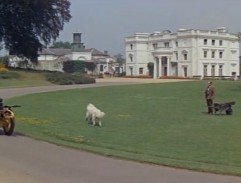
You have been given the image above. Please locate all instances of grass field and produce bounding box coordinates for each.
[0,70,54,88]
[5,80,241,176]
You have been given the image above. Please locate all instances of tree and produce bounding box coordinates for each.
[63,60,85,73]
[0,0,71,63]
[114,54,125,65]
[85,62,96,73]
[50,41,71,49]
[0,56,9,66]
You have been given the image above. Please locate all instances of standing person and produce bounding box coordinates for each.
[205,81,215,114]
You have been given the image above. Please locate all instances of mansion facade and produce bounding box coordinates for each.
[125,27,240,78]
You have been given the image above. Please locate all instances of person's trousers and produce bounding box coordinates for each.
[206,99,213,114]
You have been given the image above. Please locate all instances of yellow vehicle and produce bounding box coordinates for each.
[0,98,20,136]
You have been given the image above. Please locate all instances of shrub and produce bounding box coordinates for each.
[45,72,95,85]
[0,71,20,79]
[63,60,86,73]
[125,75,152,79]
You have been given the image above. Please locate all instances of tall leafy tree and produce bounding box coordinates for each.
[50,41,71,49]
[114,53,125,65]
[0,0,71,63]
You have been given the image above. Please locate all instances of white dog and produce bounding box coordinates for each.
[85,103,96,123]
[85,103,105,127]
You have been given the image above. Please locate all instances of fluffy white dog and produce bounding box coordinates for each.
[85,103,105,127]
[91,108,105,127]
[85,103,96,123]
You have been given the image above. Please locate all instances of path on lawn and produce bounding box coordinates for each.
[0,78,241,183]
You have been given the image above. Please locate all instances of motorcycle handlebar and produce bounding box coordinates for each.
[4,105,21,108]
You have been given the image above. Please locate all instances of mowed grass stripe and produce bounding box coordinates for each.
[6,80,241,175]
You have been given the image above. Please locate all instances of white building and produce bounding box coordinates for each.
[9,33,124,75]
[125,28,240,78]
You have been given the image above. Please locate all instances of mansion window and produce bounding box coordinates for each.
[219,65,223,76]
[129,67,133,76]
[130,44,133,50]
[212,40,215,46]
[204,39,207,45]
[219,51,223,59]
[100,65,104,72]
[211,65,215,76]
[139,68,143,74]
[211,51,215,58]
[164,42,170,48]
[219,40,223,46]
[203,51,207,58]
[184,53,187,60]
[129,54,133,62]
[175,41,178,47]
[153,43,158,49]
[183,67,187,77]
[203,65,208,76]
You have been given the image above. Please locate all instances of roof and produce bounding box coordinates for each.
[85,48,109,57]
[38,48,71,56]
[38,48,109,57]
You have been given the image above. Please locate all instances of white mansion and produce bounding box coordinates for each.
[125,27,240,78]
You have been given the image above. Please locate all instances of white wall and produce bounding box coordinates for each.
[72,52,91,60]
[125,29,240,78]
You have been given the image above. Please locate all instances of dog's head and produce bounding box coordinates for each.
[87,103,95,108]
[98,111,105,118]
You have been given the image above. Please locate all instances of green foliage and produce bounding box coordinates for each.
[63,61,74,73]
[73,61,85,73]
[0,69,54,88]
[63,60,86,73]
[0,0,71,62]
[45,72,95,85]
[85,62,96,72]
[147,62,154,77]
[7,81,241,175]
[114,53,125,64]
[0,56,9,66]
[50,41,71,49]
[0,71,20,79]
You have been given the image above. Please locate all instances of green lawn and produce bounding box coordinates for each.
[0,70,54,88]
[5,80,241,176]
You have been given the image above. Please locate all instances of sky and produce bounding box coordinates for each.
[57,0,241,56]
[1,0,241,57]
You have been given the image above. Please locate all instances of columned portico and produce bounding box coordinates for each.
[153,55,175,78]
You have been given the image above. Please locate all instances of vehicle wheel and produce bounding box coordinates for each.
[3,118,15,136]
[226,108,233,115]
